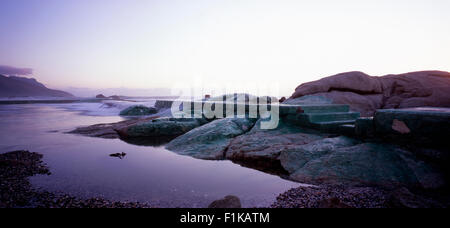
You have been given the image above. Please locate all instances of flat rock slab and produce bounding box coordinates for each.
[374,107,450,145]
[68,116,160,139]
[117,118,210,138]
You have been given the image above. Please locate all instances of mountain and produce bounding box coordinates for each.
[0,74,74,98]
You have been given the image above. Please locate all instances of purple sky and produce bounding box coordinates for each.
[0,0,449,96]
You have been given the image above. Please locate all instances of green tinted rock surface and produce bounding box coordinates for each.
[280,136,444,189]
[119,105,158,116]
[166,118,257,160]
[117,118,209,138]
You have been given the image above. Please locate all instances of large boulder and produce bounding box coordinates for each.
[226,119,323,164]
[116,118,209,138]
[165,118,257,160]
[119,105,158,116]
[289,71,450,116]
[279,136,444,189]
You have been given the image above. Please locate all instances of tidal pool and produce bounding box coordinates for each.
[0,103,300,207]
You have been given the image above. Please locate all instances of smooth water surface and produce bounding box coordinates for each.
[0,103,300,207]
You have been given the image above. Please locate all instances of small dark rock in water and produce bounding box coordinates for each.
[208,195,242,208]
[279,97,287,103]
[110,152,126,159]
[96,94,107,99]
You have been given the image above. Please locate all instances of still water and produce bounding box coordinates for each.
[0,102,300,208]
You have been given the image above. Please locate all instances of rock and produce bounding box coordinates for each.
[279,97,287,103]
[68,116,160,139]
[391,119,411,134]
[271,185,390,208]
[119,105,158,116]
[373,108,450,146]
[281,137,444,189]
[283,95,333,105]
[226,119,323,165]
[154,100,174,109]
[166,118,256,160]
[355,117,375,137]
[272,184,449,208]
[109,152,126,159]
[288,71,450,116]
[279,136,359,174]
[208,195,242,208]
[96,94,107,99]
[117,118,209,139]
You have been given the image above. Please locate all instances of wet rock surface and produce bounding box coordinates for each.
[166,118,257,160]
[0,150,151,208]
[282,137,444,189]
[117,117,210,139]
[68,116,161,139]
[226,119,324,165]
[119,105,158,116]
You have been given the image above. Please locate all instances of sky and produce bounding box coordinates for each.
[0,0,449,96]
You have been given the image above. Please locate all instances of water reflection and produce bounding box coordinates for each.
[0,104,301,208]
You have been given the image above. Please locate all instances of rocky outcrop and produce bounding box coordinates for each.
[373,108,450,146]
[116,118,210,139]
[226,119,323,164]
[161,114,445,189]
[68,116,161,139]
[119,105,158,116]
[289,71,450,116]
[165,118,256,160]
[280,136,444,189]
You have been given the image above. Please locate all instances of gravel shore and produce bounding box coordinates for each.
[0,150,152,208]
[271,185,449,208]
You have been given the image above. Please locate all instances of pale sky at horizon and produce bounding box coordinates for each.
[1,0,449,96]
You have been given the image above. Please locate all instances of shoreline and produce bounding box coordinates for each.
[2,150,448,208]
[0,150,152,208]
